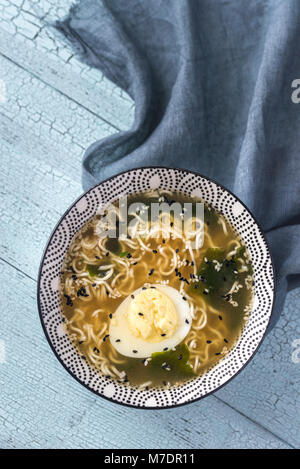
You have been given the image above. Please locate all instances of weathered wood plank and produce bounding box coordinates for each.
[0,260,291,449]
[0,1,134,130]
[216,287,300,448]
[0,52,116,277]
[0,54,117,159]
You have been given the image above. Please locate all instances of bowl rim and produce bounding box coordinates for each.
[37,165,276,410]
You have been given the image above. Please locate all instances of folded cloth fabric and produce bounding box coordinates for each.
[55,0,300,330]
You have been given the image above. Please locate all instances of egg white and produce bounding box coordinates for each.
[109,285,192,358]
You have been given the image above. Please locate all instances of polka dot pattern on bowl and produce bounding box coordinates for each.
[38,167,275,409]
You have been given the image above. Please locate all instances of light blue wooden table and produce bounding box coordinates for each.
[0,1,299,449]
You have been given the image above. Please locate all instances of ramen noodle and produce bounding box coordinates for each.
[60,191,254,389]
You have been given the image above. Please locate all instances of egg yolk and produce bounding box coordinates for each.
[126,288,178,342]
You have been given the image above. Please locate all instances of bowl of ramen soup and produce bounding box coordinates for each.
[38,167,275,408]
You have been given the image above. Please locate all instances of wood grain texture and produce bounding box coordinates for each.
[0,0,299,449]
[0,0,134,130]
[216,287,300,448]
[0,52,116,278]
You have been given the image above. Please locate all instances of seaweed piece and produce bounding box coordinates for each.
[119,251,129,258]
[86,264,100,277]
[149,344,196,379]
[189,245,253,308]
[189,247,237,300]
[105,238,122,255]
[86,264,109,278]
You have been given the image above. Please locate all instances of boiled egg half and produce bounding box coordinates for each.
[109,285,192,358]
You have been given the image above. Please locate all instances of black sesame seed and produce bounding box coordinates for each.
[127,253,132,259]
[175,248,179,253]
[170,222,174,227]
[219,315,223,320]
[131,294,135,299]
[133,350,138,354]
[224,338,228,343]
[185,319,189,324]
[103,334,109,342]
[133,262,138,265]
[161,333,166,337]
[215,352,221,356]
[106,252,110,257]
[138,312,143,316]
[77,286,89,297]
[178,354,183,360]
[79,340,84,345]
[153,250,158,254]
[162,239,165,244]
[116,339,121,343]
[92,283,96,287]
[207,340,212,344]
[142,287,147,290]
[149,268,154,276]
[191,261,194,266]
[64,294,73,306]
[163,347,168,351]
[182,296,187,301]
[109,314,113,319]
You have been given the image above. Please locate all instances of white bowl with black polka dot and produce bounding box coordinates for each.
[37,167,275,409]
